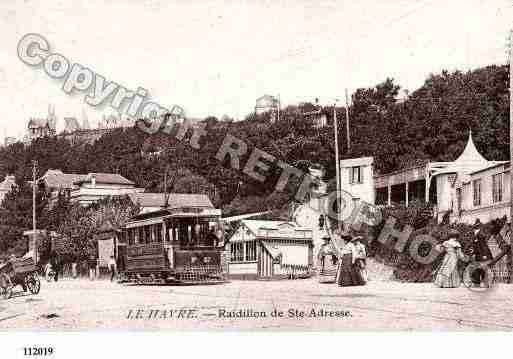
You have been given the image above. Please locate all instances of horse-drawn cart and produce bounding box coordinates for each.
[0,257,41,299]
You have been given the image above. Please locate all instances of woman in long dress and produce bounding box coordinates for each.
[434,231,468,288]
[336,236,365,287]
[353,236,368,283]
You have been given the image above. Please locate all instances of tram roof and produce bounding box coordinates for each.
[128,192,214,209]
[126,207,222,225]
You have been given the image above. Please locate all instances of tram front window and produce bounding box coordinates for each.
[173,220,214,247]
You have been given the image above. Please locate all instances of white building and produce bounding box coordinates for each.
[255,95,279,115]
[227,220,313,280]
[0,174,16,203]
[38,169,144,206]
[436,152,510,224]
[4,137,16,147]
[373,131,509,224]
[340,156,375,204]
[70,173,144,206]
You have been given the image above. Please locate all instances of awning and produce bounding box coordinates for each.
[260,241,282,260]
[261,240,310,266]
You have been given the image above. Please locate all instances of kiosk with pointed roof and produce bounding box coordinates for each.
[373,130,507,220]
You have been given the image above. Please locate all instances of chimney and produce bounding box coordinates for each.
[91,174,96,187]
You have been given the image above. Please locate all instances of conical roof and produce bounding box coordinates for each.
[454,130,488,165]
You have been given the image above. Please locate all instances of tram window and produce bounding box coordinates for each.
[168,227,175,242]
[179,223,189,247]
[138,227,144,244]
[128,229,134,245]
[192,223,200,245]
[145,226,152,243]
[155,223,163,243]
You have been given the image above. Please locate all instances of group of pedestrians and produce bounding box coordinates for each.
[88,255,117,281]
[434,222,499,288]
[335,233,368,287]
[318,231,368,287]
[43,253,118,282]
[318,219,506,289]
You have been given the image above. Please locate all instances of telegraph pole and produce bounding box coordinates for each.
[508,29,513,282]
[345,89,351,152]
[333,101,341,230]
[32,160,37,233]
[277,94,280,122]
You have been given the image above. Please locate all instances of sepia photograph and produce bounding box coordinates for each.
[1,0,513,354]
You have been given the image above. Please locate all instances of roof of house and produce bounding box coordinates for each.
[255,95,278,107]
[240,220,312,239]
[469,161,510,175]
[39,169,86,189]
[128,192,214,209]
[454,130,488,164]
[73,173,134,185]
[40,170,135,188]
[431,131,506,176]
[222,211,271,223]
[28,118,51,129]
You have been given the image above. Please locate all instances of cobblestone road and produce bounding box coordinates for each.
[1,278,512,330]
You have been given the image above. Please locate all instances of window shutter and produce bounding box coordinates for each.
[349,167,353,184]
[360,166,364,183]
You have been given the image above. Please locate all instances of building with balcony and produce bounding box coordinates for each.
[372,131,508,224]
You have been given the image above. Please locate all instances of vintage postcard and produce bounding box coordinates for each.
[1,1,513,350]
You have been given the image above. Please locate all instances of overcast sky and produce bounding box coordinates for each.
[0,0,512,138]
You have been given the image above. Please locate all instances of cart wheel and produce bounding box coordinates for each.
[25,273,41,295]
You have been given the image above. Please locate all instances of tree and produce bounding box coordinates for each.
[0,179,47,256]
[55,196,139,261]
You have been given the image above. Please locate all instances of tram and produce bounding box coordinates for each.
[120,205,228,285]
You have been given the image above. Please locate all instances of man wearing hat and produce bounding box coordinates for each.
[471,220,493,286]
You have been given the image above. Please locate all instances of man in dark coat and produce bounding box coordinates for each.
[49,252,61,282]
[471,221,493,286]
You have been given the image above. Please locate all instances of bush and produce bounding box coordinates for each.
[369,202,507,282]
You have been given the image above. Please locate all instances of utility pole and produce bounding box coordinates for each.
[345,89,351,152]
[508,29,513,283]
[277,94,281,122]
[32,160,37,233]
[333,101,341,231]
